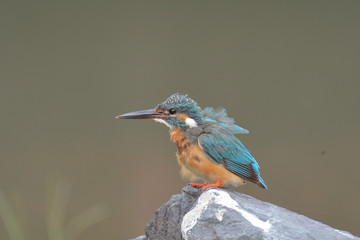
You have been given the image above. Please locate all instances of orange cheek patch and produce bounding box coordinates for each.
[176,114,189,122]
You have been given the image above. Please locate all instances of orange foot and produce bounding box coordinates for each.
[190,182,208,188]
[202,181,225,191]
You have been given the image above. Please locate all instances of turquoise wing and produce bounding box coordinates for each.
[198,129,268,189]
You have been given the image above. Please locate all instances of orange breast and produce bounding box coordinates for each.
[170,129,245,187]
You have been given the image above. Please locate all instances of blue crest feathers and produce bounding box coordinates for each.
[201,107,249,134]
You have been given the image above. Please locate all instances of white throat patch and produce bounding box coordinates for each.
[154,118,173,129]
[185,117,198,128]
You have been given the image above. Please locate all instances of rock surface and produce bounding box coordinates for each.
[132,186,359,240]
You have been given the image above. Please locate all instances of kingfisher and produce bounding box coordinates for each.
[116,93,267,191]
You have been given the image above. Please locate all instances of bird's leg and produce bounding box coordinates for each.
[202,181,225,191]
[190,182,208,188]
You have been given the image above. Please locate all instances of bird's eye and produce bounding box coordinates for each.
[169,108,177,115]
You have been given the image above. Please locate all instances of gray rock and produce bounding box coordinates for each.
[144,185,202,240]
[134,186,359,240]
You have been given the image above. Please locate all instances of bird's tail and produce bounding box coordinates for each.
[257,176,268,189]
[251,162,268,189]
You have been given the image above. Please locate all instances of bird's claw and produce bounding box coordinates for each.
[190,182,208,188]
[202,181,225,191]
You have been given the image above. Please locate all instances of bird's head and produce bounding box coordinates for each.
[116,93,202,129]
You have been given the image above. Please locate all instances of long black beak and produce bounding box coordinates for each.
[115,108,161,119]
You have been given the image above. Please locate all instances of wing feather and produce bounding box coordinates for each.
[198,129,267,188]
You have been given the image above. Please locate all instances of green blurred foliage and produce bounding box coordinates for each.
[1,1,360,239]
[0,179,108,240]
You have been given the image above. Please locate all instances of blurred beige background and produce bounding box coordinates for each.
[1,1,360,239]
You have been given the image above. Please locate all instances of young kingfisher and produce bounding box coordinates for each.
[116,93,267,191]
